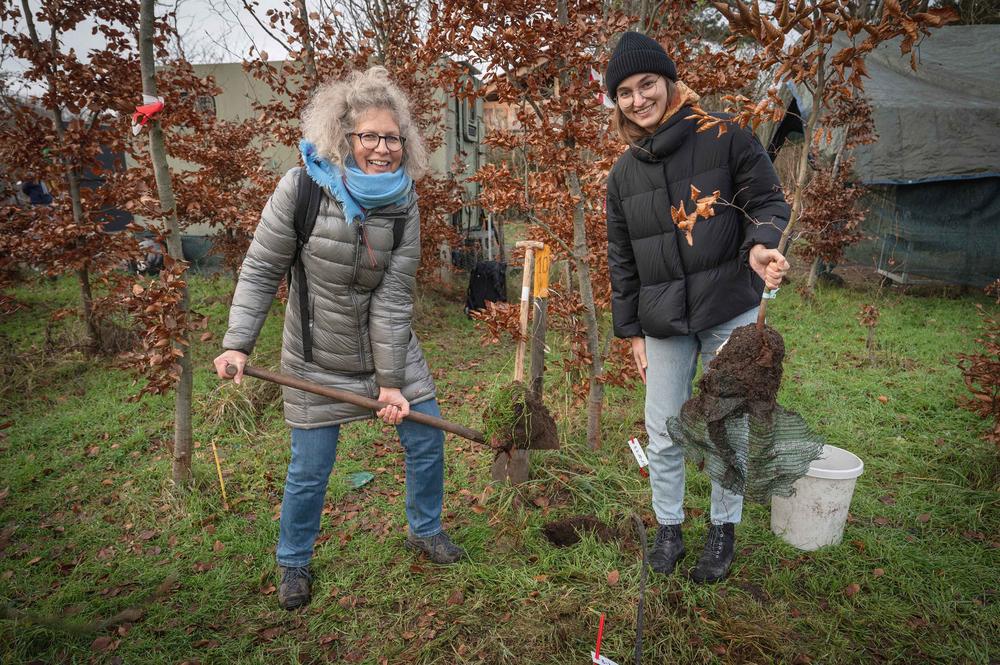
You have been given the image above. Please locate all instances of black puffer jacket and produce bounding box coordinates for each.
[606,110,789,339]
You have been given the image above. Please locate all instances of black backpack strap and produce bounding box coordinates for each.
[392,215,405,250]
[291,169,323,363]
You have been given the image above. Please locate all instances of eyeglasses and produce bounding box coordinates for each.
[348,132,406,152]
[616,77,662,107]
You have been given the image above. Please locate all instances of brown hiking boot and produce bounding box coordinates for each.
[277,565,312,610]
[404,530,464,564]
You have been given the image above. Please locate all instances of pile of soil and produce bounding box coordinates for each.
[484,381,559,452]
[541,515,617,547]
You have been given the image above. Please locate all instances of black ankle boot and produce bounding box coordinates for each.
[648,524,686,574]
[690,522,736,583]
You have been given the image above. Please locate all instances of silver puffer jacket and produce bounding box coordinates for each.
[223,167,436,428]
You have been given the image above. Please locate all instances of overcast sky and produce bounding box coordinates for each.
[1,0,293,94]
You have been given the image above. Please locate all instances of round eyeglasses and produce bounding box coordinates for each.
[616,76,663,107]
[348,132,406,152]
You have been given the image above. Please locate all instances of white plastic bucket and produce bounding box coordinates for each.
[770,444,864,551]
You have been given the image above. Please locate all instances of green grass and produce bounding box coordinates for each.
[1,271,998,664]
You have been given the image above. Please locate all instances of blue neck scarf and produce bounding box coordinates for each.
[299,139,412,225]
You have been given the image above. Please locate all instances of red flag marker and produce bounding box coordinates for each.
[595,613,605,661]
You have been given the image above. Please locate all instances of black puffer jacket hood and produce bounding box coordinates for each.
[606,110,789,339]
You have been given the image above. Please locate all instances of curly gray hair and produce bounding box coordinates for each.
[300,66,428,179]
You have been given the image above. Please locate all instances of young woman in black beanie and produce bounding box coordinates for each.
[604,31,791,583]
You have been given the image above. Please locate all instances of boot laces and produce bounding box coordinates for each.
[282,566,312,584]
[655,525,679,546]
[707,526,725,558]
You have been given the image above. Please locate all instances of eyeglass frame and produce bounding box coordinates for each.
[614,75,665,107]
[347,131,406,152]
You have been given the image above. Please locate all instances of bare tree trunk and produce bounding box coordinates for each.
[805,256,821,296]
[140,0,193,489]
[568,172,604,449]
[557,0,603,449]
[21,0,101,351]
[293,0,318,86]
[757,18,826,328]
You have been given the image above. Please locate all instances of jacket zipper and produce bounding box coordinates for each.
[350,222,369,371]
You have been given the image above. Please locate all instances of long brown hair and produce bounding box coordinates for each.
[611,78,674,145]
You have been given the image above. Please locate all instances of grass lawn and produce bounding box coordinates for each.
[0,271,997,664]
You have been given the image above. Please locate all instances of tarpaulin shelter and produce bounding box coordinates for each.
[763,25,1000,287]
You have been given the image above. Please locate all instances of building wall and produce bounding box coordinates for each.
[131,61,483,239]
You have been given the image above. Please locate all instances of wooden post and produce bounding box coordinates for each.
[438,240,451,285]
[529,245,551,398]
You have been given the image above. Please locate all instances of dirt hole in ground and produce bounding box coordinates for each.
[541,515,617,547]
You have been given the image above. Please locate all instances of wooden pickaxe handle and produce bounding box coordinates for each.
[224,364,486,444]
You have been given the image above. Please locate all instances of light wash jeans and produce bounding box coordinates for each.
[644,308,759,526]
[276,398,445,567]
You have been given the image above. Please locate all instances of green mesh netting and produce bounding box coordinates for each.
[850,179,1000,288]
[664,324,824,504]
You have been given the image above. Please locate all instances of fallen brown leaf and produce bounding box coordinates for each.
[258,627,283,641]
[447,589,464,606]
[91,636,113,652]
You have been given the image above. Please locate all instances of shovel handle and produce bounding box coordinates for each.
[225,364,486,444]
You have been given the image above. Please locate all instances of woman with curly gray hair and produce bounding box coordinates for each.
[213,66,463,611]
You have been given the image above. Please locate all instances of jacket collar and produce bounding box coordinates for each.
[629,108,697,163]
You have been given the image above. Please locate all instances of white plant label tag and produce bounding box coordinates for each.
[762,287,780,300]
[591,652,619,665]
[628,437,649,468]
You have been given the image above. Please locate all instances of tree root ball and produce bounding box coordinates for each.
[697,323,785,407]
[484,381,559,451]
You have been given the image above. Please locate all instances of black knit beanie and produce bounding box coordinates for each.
[605,31,677,100]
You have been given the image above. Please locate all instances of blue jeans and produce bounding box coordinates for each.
[276,398,445,567]
[644,308,759,526]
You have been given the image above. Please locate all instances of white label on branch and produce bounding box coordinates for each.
[628,437,649,468]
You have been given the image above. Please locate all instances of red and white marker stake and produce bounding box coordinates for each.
[628,437,650,478]
[590,612,618,665]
